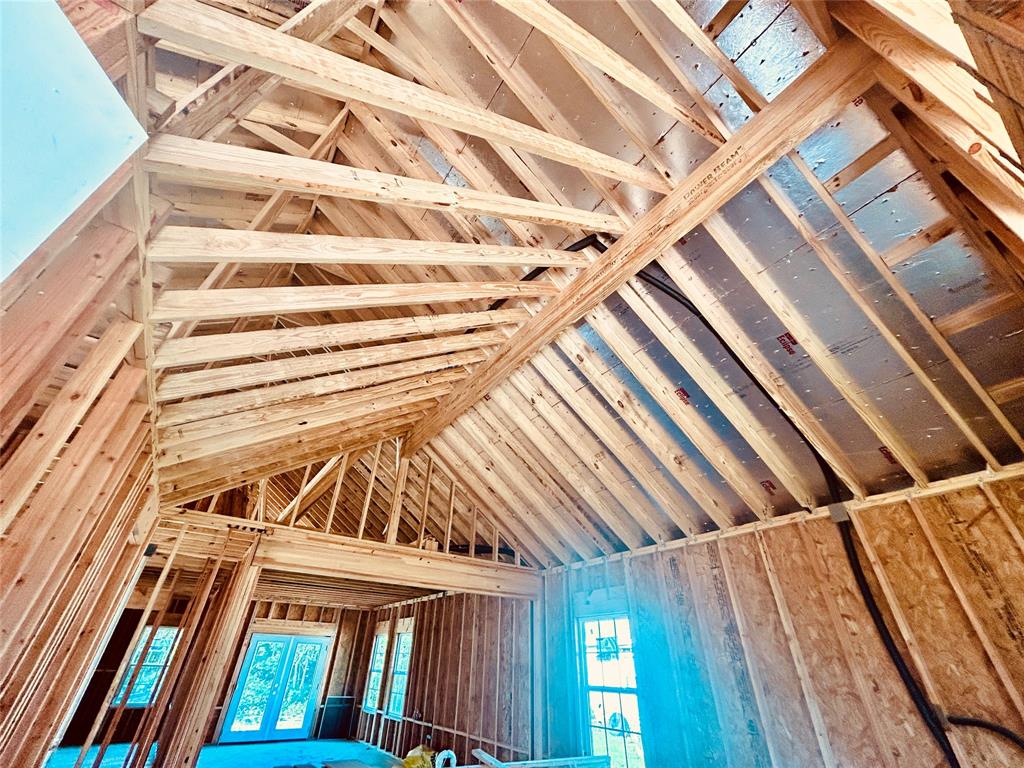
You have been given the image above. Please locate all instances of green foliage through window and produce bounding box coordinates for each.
[363,633,389,712]
[112,626,178,708]
[386,631,414,718]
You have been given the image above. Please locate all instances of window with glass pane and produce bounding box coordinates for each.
[363,633,389,712]
[579,616,645,768]
[112,626,178,708]
[386,631,414,718]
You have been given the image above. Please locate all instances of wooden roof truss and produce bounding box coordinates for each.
[6,0,1024,572]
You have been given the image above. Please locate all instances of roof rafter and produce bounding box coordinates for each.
[404,36,880,455]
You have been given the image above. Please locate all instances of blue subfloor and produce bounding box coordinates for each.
[46,739,398,768]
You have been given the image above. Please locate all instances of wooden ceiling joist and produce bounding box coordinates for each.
[156,328,505,401]
[139,0,670,193]
[149,227,589,268]
[145,135,627,233]
[158,348,487,426]
[151,281,556,323]
[153,307,527,368]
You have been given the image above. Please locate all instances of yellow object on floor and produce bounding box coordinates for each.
[402,746,434,768]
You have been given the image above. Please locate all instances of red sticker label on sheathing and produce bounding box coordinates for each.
[777,331,798,355]
[760,480,777,495]
[674,386,691,405]
[878,446,899,465]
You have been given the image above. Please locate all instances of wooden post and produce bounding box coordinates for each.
[385,452,411,545]
[324,452,350,535]
[470,507,478,558]
[444,478,456,554]
[288,463,312,527]
[358,441,383,539]
[417,457,433,546]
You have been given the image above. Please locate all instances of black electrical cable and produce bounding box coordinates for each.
[837,518,962,766]
[574,234,847,503]
[946,715,1024,753]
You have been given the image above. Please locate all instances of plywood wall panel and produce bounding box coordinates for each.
[658,550,727,768]
[859,501,1023,766]
[800,516,937,767]
[721,533,824,767]
[544,478,1024,767]
[759,525,879,768]
[684,542,773,768]
[622,553,690,766]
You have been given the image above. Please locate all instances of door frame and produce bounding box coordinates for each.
[216,619,336,744]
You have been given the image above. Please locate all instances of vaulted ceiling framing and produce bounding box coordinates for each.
[11,0,1024,573]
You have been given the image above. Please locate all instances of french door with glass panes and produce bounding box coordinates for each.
[220,633,331,743]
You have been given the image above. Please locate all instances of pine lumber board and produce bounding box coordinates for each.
[149,227,589,268]
[144,135,628,234]
[153,308,527,368]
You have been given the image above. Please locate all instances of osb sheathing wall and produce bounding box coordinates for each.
[543,478,1024,768]
[355,593,533,764]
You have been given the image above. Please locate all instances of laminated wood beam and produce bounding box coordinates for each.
[138,0,670,192]
[144,135,626,234]
[154,307,527,368]
[150,281,557,322]
[156,329,505,401]
[149,227,588,268]
[404,38,878,455]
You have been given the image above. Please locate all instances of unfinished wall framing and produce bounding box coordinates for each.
[2,0,1024,766]
[544,476,1024,768]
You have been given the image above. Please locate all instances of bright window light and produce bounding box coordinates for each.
[579,615,646,768]
[112,626,179,708]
